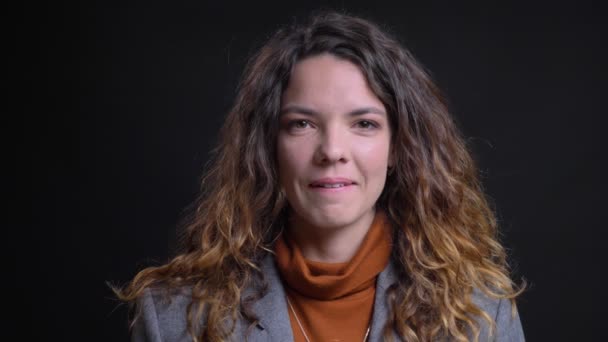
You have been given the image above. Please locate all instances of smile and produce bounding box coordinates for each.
[313,183,347,188]
[307,178,356,194]
[309,177,356,187]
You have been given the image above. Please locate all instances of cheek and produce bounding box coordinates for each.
[355,139,391,175]
[277,137,306,183]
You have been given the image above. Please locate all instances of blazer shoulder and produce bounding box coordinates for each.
[471,289,525,342]
[131,287,194,342]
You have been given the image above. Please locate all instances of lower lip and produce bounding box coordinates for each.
[309,184,355,193]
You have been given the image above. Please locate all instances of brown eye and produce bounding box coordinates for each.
[285,119,313,131]
[356,120,378,129]
[293,120,310,129]
[285,119,313,133]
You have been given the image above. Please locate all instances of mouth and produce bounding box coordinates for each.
[309,183,352,188]
[309,178,357,189]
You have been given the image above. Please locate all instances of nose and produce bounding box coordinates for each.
[313,125,349,165]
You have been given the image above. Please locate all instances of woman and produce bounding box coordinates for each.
[115,11,525,342]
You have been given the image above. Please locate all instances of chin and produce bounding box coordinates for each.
[310,214,352,230]
[298,205,366,230]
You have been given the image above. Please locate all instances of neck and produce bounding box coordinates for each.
[287,208,376,263]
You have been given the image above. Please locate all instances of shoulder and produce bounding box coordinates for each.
[131,287,194,342]
[471,289,525,342]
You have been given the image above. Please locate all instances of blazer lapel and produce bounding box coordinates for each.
[368,260,400,341]
[248,254,295,342]
[246,255,400,342]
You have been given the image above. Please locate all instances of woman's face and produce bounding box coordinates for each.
[277,53,392,232]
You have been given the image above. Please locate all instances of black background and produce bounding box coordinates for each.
[22,1,606,341]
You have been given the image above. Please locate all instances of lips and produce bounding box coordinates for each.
[309,177,357,188]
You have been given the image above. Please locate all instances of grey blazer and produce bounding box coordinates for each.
[132,255,524,341]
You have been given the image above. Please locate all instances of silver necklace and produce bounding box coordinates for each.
[286,296,371,342]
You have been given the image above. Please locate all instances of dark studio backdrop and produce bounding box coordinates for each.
[22,1,606,341]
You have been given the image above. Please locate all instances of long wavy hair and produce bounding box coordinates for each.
[114,10,524,342]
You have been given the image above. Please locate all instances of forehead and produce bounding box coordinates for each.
[281,53,384,113]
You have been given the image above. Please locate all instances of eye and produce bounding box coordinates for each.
[292,120,310,129]
[285,119,313,131]
[355,120,378,129]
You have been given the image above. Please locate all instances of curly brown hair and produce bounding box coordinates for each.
[114,10,524,342]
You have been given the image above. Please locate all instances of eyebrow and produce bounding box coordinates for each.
[279,104,386,117]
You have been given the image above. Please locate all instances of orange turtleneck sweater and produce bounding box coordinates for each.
[274,211,392,342]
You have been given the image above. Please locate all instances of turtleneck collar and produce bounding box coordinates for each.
[274,210,392,300]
